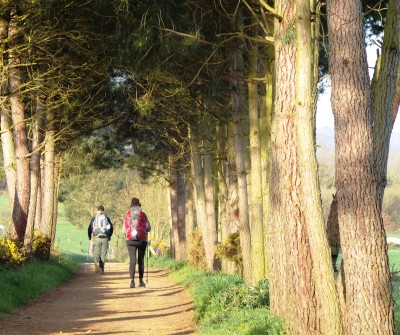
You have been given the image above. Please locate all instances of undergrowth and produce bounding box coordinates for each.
[148,255,285,335]
[0,256,77,318]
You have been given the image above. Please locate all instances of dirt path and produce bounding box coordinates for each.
[0,263,197,335]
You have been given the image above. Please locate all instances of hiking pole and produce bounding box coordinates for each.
[84,241,90,274]
[107,240,111,273]
[146,240,150,284]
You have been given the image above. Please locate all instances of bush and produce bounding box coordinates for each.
[191,272,243,321]
[217,231,242,274]
[151,240,170,256]
[187,228,207,269]
[0,237,27,267]
[32,230,51,260]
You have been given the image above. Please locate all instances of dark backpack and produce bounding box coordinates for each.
[126,206,148,241]
[92,213,111,238]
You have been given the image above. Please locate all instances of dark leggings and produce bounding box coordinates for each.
[126,240,147,280]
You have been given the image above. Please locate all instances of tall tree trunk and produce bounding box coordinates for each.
[0,10,16,217]
[260,55,274,279]
[51,154,61,247]
[8,11,30,241]
[217,122,236,274]
[295,0,342,333]
[248,20,265,284]
[176,165,187,260]
[185,180,196,236]
[41,111,55,239]
[371,0,400,208]
[190,127,216,271]
[203,138,218,269]
[24,103,44,252]
[0,108,16,213]
[267,1,318,332]
[230,8,252,283]
[327,0,394,333]
[35,157,44,232]
[169,161,178,259]
[169,159,187,261]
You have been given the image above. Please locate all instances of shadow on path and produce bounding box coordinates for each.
[0,263,197,335]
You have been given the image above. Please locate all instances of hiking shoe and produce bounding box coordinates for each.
[138,280,146,288]
[130,281,135,288]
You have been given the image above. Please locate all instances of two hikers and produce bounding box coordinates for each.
[122,197,151,288]
[88,205,114,274]
[88,198,151,288]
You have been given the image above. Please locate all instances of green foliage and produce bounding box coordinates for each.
[32,231,51,260]
[147,255,284,335]
[0,193,11,228]
[151,240,170,256]
[200,308,285,335]
[0,258,77,318]
[190,273,244,321]
[148,254,187,271]
[187,227,207,269]
[217,231,242,274]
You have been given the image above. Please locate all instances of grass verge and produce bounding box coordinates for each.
[148,255,285,335]
[0,256,77,318]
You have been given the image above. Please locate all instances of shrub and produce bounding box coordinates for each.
[0,237,27,267]
[187,228,207,269]
[32,230,51,260]
[151,240,170,256]
[191,272,243,321]
[217,231,242,274]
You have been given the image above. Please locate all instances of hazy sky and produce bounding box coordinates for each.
[316,45,400,134]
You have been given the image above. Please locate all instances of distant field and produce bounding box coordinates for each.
[54,203,87,259]
[0,193,10,227]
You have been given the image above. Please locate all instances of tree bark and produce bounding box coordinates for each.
[8,10,30,241]
[267,1,317,332]
[371,0,400,208]
[327,0,394,333]
[169,159,187,261]
[295,0,342,333]
[0,9,16,218]
[41,111,56,239]
[24,102,44,252]
[260,54,274,279]
[248,19,265,284]
[190,127,216,271]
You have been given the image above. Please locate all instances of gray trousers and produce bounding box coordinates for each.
[93,237,108,268]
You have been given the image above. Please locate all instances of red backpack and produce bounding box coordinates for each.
[125,206,148,241]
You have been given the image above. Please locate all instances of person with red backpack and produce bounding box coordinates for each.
[122,197,151,288]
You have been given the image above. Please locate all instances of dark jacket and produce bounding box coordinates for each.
[88,214,114,240]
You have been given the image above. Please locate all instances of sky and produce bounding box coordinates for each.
[316,45,400,135]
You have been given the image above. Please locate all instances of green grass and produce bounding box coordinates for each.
[148,256,285,335]
[0,257,77,317]
[0,193,10,227]
[0,201,86,319]
[55,203,88,262]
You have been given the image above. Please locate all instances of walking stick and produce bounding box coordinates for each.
[84,241,90,274]
[146,240,150,284]
[107,240,111,273]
